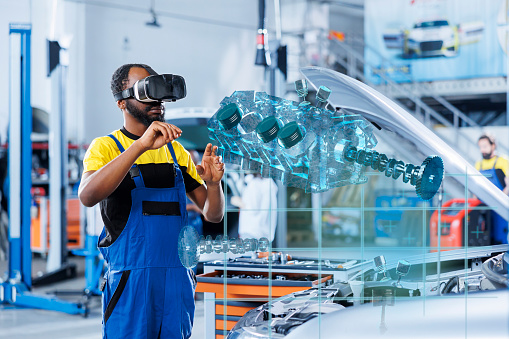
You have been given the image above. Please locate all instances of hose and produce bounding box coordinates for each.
[442,276,460,294]
[481,253,509,287]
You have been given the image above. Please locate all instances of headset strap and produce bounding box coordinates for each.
[113,87,134,101]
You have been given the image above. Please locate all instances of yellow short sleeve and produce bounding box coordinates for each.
[83,137,121,173]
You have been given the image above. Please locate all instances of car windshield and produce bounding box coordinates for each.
[414,20,449,28]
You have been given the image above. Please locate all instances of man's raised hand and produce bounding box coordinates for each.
[137,121,182,151]
[196,143,225,185]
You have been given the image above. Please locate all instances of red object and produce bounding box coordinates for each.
[430,198,483,250]
[0,142,88,150]
[328,30,345,42]
[256,33,265,45]
[31,187,46,196]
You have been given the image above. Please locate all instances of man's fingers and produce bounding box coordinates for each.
[156,124,170,143]
[203,143,212,156]
[167,124,182,140]
[196,165,204,176]
[162,123,175,141]
[153,122,182,143]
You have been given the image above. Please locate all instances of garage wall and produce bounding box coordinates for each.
[0,0,52,144]
[81,0,267,142]
[0,0,271,144]
[1,0,87,145]
[0,0,336,144]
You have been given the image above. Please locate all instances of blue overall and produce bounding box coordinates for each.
[479,157,508,244]
[98,135,195,338]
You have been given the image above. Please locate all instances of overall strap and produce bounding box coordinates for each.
[107,134,146,188]
[492,156,498,170]
[167,142,184,182]
[107,134,125,152]
[166,142,180,169]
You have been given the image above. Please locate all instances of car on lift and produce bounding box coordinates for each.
[226,67,509,339]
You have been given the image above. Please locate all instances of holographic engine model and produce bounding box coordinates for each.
[207,80,444,200]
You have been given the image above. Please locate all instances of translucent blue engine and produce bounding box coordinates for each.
[207,84,378,193]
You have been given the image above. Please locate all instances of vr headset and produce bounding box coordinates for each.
[113,74,186,103]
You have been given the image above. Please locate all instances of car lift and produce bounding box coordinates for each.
[0,23,86,315]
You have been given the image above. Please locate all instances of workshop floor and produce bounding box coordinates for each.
[0,256,205,339]
[0,248,430,338]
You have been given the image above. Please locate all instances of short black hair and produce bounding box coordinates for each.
[110,63,158,96]
[478,133,496,146]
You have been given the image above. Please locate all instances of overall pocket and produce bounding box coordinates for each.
[104,270,131,324]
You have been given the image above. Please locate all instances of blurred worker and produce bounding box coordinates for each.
[475,133,509,244]
[78,64,224,338]
[237,173,278,241]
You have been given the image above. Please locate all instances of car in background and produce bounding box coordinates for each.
[405,20,459,57]
[383,19,484,59]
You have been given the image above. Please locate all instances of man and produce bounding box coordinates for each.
[78,64,225,338]
[475,133,509,244]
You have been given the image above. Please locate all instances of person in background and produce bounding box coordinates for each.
[475,133,509,244]
[236,173,278,242]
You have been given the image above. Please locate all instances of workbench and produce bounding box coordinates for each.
[196,256,371,338]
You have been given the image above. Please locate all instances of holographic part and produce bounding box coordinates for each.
[416,156,444,201]
[217,103,242,130]
[257,116,280,142]
[178,233,272,267]
[258,237,270,252]
[340,143,443,200]
[278,122,303,149]
[209,85,443,198]
[315,86,331,109]
[396,260,411,277]
[373,255,391,282]
[295,79,309,101]
[178,226,200,269]
[208,87,376,193]
[394,259,411,287]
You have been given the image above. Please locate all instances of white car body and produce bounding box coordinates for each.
[406,20,458,57]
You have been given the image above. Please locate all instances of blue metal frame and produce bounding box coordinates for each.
[1,23,86,315]
[72,235,105,295]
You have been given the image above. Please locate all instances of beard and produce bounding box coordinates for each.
[482,152,493,160]
[125,100,165,127]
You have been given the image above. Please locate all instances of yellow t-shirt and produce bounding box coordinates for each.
[475,155,508,188]
[475,155,509,175]
[83,128,204,186]
[83,128,204,247]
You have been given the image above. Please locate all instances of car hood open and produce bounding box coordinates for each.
[301,67,509,221]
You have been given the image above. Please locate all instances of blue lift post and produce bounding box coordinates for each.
[72,235,104,296]
[0,23,86,315]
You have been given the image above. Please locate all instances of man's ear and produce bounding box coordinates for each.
[117,100,125,110]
